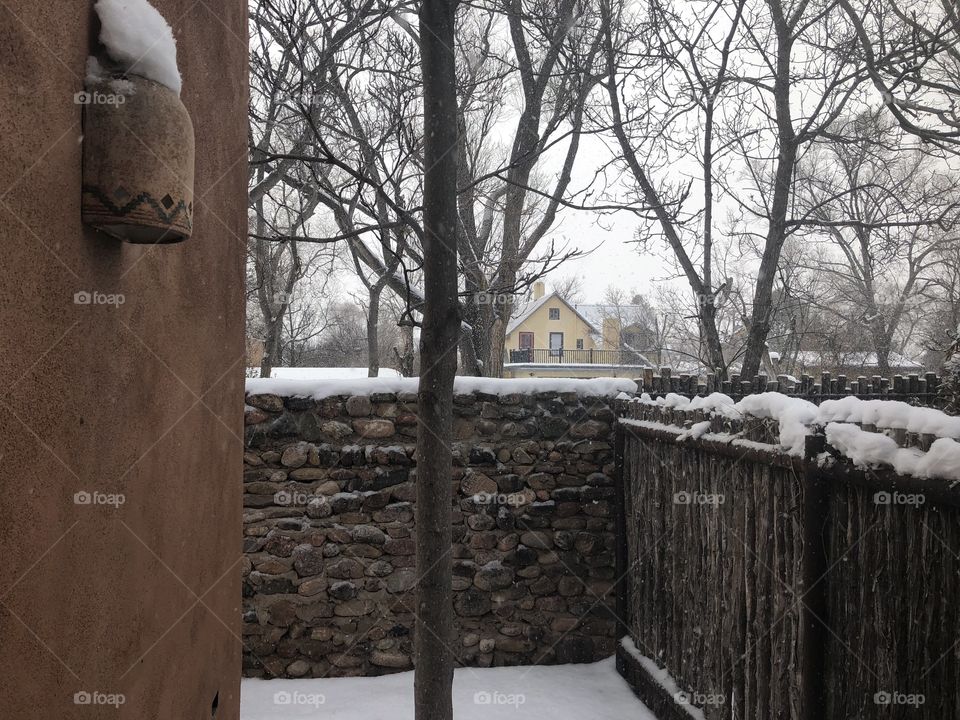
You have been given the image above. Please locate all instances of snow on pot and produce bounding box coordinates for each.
[81,74,194,243]
[81,0,191,243]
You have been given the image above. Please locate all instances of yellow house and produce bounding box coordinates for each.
[503,283,654,378]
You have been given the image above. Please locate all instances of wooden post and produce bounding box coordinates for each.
[643,367,654,392]
[801,431,829,720]
[614,417,630,640]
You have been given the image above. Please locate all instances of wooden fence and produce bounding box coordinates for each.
[614,400,960,720]
[638,367,945,408]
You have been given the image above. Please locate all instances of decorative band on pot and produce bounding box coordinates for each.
[81,74,195,243]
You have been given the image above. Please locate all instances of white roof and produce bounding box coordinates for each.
[786,351,923,370]
[570,304,647,334]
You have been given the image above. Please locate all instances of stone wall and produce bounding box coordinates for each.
[242,386,621,678]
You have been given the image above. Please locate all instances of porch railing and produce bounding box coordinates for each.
[507,347,648,365]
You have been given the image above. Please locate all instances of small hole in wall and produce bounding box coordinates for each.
[211,691,219,717]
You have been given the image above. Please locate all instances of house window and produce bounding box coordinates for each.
[576,339,584,349]
[518,332,534,349]
[549,308,560,320]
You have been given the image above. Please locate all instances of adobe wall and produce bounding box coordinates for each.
[0,2,246,718]
[242,387,622,678]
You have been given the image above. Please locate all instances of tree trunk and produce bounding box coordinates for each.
[487,312,507,378]
[740,13,796,378]
[873,326,892,375]
[700,305,726,377]
[394,323,416,377]
[259,316,282,378]
[367,286,382,377]
[415,1,459,718]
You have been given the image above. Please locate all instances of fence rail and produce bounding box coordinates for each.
[615,402,960,720]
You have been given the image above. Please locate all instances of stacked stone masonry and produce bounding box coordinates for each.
[242,388,620,678]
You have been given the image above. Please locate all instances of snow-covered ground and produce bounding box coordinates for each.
[241,658,656,720]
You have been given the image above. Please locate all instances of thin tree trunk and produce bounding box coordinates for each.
[874,327,892,375]
[394,323,416,377]
[259,324,279,379]
[415,0,459,718]
[700,305,726,374]
[367,286,382,377]
[740,5,796,377]
[487,315,507,377]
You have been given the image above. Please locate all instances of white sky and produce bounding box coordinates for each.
[536,203,660,303]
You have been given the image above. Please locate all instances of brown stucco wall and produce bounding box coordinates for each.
[0,2,246,719]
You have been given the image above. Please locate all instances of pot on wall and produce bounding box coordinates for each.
[81,75,194,243]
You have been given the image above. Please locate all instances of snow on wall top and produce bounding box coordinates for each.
[95,0,182,95]
[249,367,402,380]
[630,391,960,480]
[246,375,637,400]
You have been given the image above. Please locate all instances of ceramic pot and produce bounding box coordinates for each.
[81,75,194,243]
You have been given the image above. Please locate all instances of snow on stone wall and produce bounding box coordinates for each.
[245,375,637,401]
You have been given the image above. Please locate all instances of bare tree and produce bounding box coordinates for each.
[919,241,960,366]
[249,0,601,377]
[550,274,586,303]
[247,180,335,376]
[454,0,607,376]
[247,0,378,376]
[601,0,876,378]
[600,0,747,377]
[791,110,960,372]
[838,0,960,147]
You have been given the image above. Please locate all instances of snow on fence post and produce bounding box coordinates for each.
[637,367,948,407]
